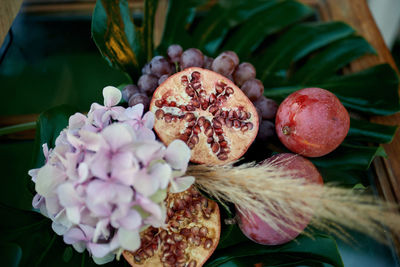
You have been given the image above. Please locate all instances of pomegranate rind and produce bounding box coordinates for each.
[275,87,350,157]
[123,187,221,267]
[237,153,323,245]
[150,67,259,165]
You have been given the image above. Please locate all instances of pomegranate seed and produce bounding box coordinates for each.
[186,104,195,111]
[191,226,199,235]
[155,109,164,119]
[155,100,163,108]
[190,135,199,145]
[241,125,248,132]
[204,120,211,129]
[184,112,195,121]
[181,75,188,85]
[225,118,233,128]
[193,125,201,135]
[217,135,225,141]
[186,88,195,97]
[211,142,219,153]
[191,71,201,81]
[205,127,213,137]
[214,127,223,135]
[209,93,216,104]
[212,118,222,128]
[207,136,214,144]
[199,226,208,237]
[197,116,206,127]
[188,120,196,127]
[164,113,172,123]
[246,122,254,130]
[187,260,197,267]
[209,105,218,115]
[225,86,234,95]
[219,140,227,147]
[233,120,241,128]
[204,238,213,249]
[192,82,201,90]
[218,153,228,160]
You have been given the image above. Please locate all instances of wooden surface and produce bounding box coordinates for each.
[300,0,400,255]
[0,0,23,46]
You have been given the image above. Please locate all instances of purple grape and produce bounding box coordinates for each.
[167,44,183,63]
[254,96,278,120]
[211,54,235,76]
[203,56,214,70]
[233,62,256,86]
[138,74,159,96]
[158,74,169,85]
[221,51,239,67]
[128,92,150,110]
[149,56,173,78]
[257,120,275,141]
[241,79,264,101]
[122,84,140,102]
[180,48,204,70]
[142,63,151,75]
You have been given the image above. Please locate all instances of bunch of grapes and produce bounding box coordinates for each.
[122,44,277,140]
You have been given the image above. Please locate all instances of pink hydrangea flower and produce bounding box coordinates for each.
[29,86,194,264]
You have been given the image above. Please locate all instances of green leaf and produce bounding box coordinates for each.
[257,22,355,83]
[291,36,376,84]
[221,0,313,58]
[205,234,343,267]
[310,143,383,171]
[0,243,22,267]
[92,0,143,80]
[191,0,283,55]
[347,118,398,144]
[264,64,400,116]
[158,0,208,51]
[143,0,159,62]
[32,105,78,169]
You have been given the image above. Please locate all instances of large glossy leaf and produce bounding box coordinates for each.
[221,0,313,58]
[157,0,208,51]
[92,0,144,80]
[347,118,397,144]
[191,0,283,55]
[255,22,355,83]
[291,36,376,84]
[264,64,400,115]
[206,234,343,267]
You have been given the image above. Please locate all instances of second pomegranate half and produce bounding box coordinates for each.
[150,67,259,165]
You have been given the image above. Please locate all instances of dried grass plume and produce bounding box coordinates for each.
[188,157,400,244]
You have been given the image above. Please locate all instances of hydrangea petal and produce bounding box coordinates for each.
[72,242,86,253]
[117,209,142,231]
[170,176,195,193]
[135,142,164,165]
[117,228,140,251]
[78,162,89,182]
[103,86,121,107]
[88,243,113,258]
[57,183,82,207]
[66,206,81,225]
[93,218,110,243]
[92,253,115,265]
[35,164,66,198]
[142,111,155,129]
[79,130,104,151]
[132,172,159,197]
[69,113,87,132]
[89,149,110,180]
[149,163,172,189]
[124,104,144,121]
[52,221,70,236]
[164,140,191,171]
[64,227,85,244]
[136,127,156,141]
[102,123,135,151]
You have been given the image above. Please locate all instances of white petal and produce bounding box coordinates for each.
[92,253,115,265]
[72,242,86,253]
[35,164,66,198]
[149,163,172,189]
[164,140,191,170]
[79,130,104,151]
[117,228,141,252]
[66,206,81,225]
[135,142,164,165]
[170,176,195,193]
[125,104,144,120]
[52,221,69,235]
[102,123,135,151]
[93,219,110,243]
[69,113,87,131]
[132,172,159,197]
[78,162,89,182]
[103,86,122,107]
[88,243,112,258]
[57,183,82,207]
[142,111,155,129]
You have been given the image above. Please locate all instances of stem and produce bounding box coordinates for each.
[0,121,36,136]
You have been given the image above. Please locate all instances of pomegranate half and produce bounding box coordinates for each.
[123,187,220,267]
[150,67,259,165]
